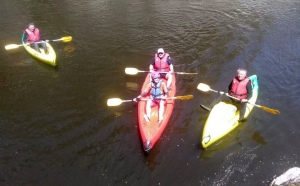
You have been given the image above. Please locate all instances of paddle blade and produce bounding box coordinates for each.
[107,98,123,106]
[261,106,280,114]
[125,68,139,75]
[175,95,193,100]
[197,83,211,92]
[5,44,21,50]
[61,36,72,42]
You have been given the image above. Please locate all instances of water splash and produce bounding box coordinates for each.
[202,146,258,186]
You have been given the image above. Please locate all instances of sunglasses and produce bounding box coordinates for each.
[158,52,163,55]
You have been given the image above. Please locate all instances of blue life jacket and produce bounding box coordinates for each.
[150,80,163,99]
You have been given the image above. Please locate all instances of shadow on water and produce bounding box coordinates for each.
[142,140,162,171]
[252,130,267,145]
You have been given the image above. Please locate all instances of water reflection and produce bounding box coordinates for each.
[126,82,139,91]
[63,43,76,55]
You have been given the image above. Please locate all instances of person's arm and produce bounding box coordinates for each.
[40,32,46,41]
[149,58,155,72]
[134,84,151,101]
[167,57,173,72]
[246,81,252,99]
[40,32,49,42]
[167,57,172,65]
[228,81,233,93]
[169,64,174,73]
[149,64,154,72]
[23,32,28,43]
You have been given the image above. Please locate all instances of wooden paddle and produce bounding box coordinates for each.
[197,83,280,114]
[5,36,72,50]
[107,95,193,106]
[125,67,198,75]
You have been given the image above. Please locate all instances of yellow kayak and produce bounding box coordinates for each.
[201,75,258,148]
[22,34,56,66]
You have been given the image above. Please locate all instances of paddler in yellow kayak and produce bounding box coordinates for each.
[23,23,49,54]
[209,68,252,122]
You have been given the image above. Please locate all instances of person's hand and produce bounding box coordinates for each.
[133,96,141,102]
[241,99,248,103]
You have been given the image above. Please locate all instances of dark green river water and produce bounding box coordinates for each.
[1,0,300,185]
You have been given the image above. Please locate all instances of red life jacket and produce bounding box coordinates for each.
[229,76,250,99]
[25,28,41,44]
[154,53,170,72]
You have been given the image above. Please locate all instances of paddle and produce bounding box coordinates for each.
[200,104,211,111]
[197,83,280,114]
[107,95,194,106]
[5,36,72,50]
[125,67,198,75]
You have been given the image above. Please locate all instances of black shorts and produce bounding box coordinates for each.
[159,73,167,78]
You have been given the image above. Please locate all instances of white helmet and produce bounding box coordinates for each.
[157,48,164,54]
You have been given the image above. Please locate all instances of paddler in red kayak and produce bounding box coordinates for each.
[23,23,49,54]
[133,71,168,124]
[149,48,174,90]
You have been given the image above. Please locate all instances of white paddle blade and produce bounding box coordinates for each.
[197,83,211,92]
[125,68,138,75]
[5,44,20,50]
[107,98,123,106]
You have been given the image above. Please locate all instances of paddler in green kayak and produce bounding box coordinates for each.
[209,68,252,122]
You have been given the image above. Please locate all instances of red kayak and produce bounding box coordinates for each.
[137,73,176,152]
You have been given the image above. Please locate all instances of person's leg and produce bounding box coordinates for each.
[158,100,165,123]
[144,100,152,122]
[33,43,41,52]
[239,102,247,120]
[231,101,247,121]
[39,42,48,54]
